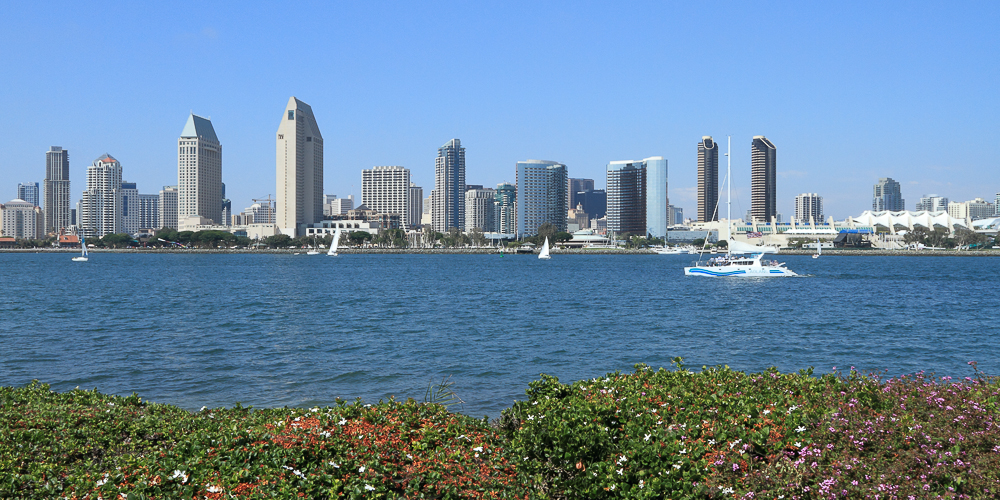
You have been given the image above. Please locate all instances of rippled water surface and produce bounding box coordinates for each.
[2,252,997,417]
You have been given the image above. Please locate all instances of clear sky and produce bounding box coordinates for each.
[1,1,997,220]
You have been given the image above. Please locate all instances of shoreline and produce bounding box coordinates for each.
[3,247,1000,256]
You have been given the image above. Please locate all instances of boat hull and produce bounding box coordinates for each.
[684,265,797,277]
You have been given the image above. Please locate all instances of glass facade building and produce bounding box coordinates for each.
[751,136,777,222]
[515,160,567,237]
[606,156,668,237]
[873,177,905,211]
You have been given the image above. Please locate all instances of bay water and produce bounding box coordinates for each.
[1,252,996,418]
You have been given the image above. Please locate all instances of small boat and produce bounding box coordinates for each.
[538,237,551,260]
[812,239,822,259]
[684,250,797,277]
[654,246,686,255]
[72,238,89,262]
[327,228,342,257]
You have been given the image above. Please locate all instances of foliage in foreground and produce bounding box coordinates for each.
[4,362,1000,499]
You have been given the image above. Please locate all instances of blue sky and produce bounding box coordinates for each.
[1,1,997,220]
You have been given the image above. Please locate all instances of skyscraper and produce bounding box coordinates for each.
[408,183,423,228]
[915,194,948,212]
[697,137,719,222]
[17,183,39,207]
[515,160,567,237]
[575,189,607,219]
[43,146,71,234]
[177,114,222,225]
[120,181,139,235]
[361,166,411,229]
[276,97,324,236]
[465,188,496,232]
[433,139,466,232]
[607,161,647,236]
[645,157,668,238]
[794,193,823,223]
[138,194,159,230]
[567,178,595,211]
[872,178,905,211]
[750,136,777,222]
[494,182,516,235]
[158,185,179,229]
[79,154,123,238]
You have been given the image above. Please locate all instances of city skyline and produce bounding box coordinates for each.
[1,2,998,221]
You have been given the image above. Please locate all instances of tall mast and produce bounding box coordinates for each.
[726,135,731,222]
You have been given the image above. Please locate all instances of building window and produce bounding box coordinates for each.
[278,134,283,139]
[288,110,294,120]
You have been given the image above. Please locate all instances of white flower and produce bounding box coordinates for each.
[310,407,319,412]
[610,484,616,491]
[794,442,802,447]
[763,409,771,415]
[200,406,207,411]
[206,485,222,493]
[364,484,375,491]
[644,433,651,442]
[639,479,645,489]
[359,466,366,473]
[527,415,535,420]
[680,448,687,454]
[320,431,331,438]
[329,461,340,468]
[709,439,716,445]
[673,464,681,469]
[338,419,347,425]
[795,426,807,433]
[473,446,483,452]
[170,470,188,484]
[95,474,109,487]
[617,468,624,475]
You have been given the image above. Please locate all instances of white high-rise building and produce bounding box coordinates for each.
[120,182,139,235]
[794,193,824,223]
[361,166,411,229]
[515,160,567,237]
[915,194,948,212]
[158,185,179,229]
[948,198,994,221]
[465,188,496,232]
[276,97,323,237]
[43,146,72,234]
[79,154,123,238]
[408,183,423,228]
[177,114,222,224]
[138,194,159,230]
[0,199,43,239]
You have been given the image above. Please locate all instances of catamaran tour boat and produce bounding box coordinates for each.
[683,136,797,278]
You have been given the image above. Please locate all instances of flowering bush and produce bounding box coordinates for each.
[0,382,529,499]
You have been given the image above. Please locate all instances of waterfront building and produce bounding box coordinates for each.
[158,185,179,229]
[324,195,354,216]
[607,160,646,236]
[138,194,159,230]
[751,136,777,222]
[178,113,222,225]
[794,193,824,223]
[17,183,39,207]
[697,136,719,222]
[361,166,411,229]
[948,198,994,221]
[515,160,567,237]
[465,187,496,232]
[276,97,324,237]
[120,182,139,235]
[433,139,466,232]
[915,194,949,212]
[575,189,607,219]
[873,177,905,211]
[0,199,44,239]
[567,178,594,211]
[43,146,72,234]
[79,154,123,238]
[494,182,516,235]
[408,183,423,228]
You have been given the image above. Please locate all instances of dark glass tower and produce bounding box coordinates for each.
[751,136,777,222]
[697,137,719,222]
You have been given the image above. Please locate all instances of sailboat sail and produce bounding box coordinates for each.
[328,228,342,256]
[538,237,551,259]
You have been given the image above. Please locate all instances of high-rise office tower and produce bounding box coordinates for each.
[750,136,777,222]
[576,189,607,219]
[17,183,39,207]
[276,97,323,236]
[43,146,71,234]
[515,160,567,237]
[567,178,595,211]
[872,178,905,211]
[138,194,159,230]
[408,183,423,228]
[120,182,139,235]
[465,188,496,232]
[79,154,123,238]
[361,166,411,229]
[794,193,824,223]
[494,182,516,235]
[645,157,668,237]
[178,114,222,225]
[697,136,719,222]
[433,139,466,232]
[158,185,179,229]
[607,161,648,236]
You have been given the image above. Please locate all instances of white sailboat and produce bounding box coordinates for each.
[327,228,342,257]
[684,136,797,278]
[538,237,551,260]
[72,238,89,262]
[306,236,320,255]
[813,239,822,259]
